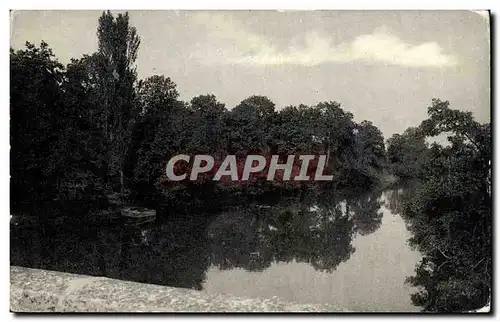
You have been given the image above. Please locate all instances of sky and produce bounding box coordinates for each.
[10,10,490,138]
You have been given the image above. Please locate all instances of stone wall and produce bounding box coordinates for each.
[10,266,343,312]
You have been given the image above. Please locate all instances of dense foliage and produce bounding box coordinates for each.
[386,127,429,179]
[11,11,388,216]
[388,99,492,312]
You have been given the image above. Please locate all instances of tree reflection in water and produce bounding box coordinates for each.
[11,214,212,291]
[11,188,387,291]
[207,188,385,273]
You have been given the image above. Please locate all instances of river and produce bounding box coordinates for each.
[10,187,422,312]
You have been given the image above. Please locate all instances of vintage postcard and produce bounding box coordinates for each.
[9,10,491,313]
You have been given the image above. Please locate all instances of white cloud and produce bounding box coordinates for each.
[191,13,458,68]
[343,27,458,68]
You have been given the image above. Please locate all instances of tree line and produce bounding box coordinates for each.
[10,11,387,217]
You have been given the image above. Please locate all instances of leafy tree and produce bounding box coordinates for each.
[10,42,65,216]
[224,95,276,154]
[350,120,386,186]
[126,75,185,204]
[188,94,227,154]
[271,104,316,154]
[402,99,491,312]
[11,41,109,218]
[93,11,141,200]
[386,127,429,179]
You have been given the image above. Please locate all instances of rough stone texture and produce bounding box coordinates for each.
[10,266,345,312]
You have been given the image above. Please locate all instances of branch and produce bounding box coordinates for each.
[437,260,450,271]
[462,132,481,151]
[469,258,486,273]
[437,247,451,259]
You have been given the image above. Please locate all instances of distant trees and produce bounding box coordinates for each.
[189,94,226,154]
[270,104,313,154]
[386,127,429,180]
[224,95,275,154]
[350,120,386,186]
[10,39,389,214]
[148,96,388,203]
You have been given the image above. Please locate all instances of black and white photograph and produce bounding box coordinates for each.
[9,9,492,313]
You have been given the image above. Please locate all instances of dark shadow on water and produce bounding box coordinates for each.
[11,187,390,292]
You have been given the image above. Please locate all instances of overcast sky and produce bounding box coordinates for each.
[10,10,490,138]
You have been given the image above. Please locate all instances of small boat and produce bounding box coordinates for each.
[121,207,156,226]
[123,216,155,226]
[121,207,156,219]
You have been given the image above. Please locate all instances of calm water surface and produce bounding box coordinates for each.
[10,188,421,312]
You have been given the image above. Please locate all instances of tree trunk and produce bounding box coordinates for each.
[120,169,124,206]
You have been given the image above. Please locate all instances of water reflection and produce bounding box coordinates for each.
[203,189,421,311]
[10,187,421,311]
[350,191,384,236]
[11,216,212,290]
[208,189,384,273]
[385,188,405,215]
[384,181,419,216]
